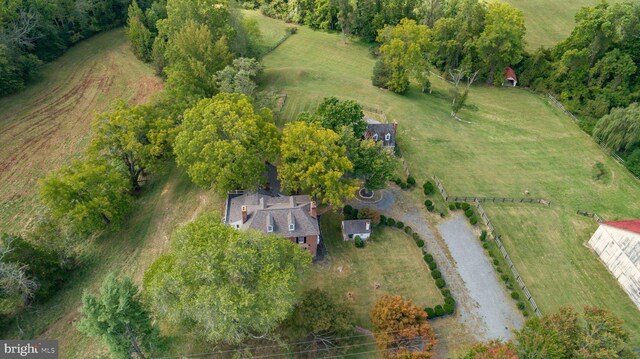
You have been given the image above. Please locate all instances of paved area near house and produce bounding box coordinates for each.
[438,215,524,340]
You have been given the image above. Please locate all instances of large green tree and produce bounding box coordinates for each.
[39,160,132,236]
[127,0,154,62]
[144,213,311,344]
[91,101,176,191]
[77,274,163,359]
[306,97,367,137]
[174,93,279,192]
[377,18,431,94]
[282,288,354,340]
[352,139,396,191]
[514,306,634,358]
[475,2,526,85]
[593,103,640,152]
[279,121,357,208]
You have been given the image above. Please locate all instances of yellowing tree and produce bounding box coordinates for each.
[278,121,357,208]
[174,93,279,192]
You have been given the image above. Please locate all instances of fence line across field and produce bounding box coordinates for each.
[433,176,543,317]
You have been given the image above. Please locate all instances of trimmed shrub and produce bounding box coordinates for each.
[358,207,381,225]
[480,230,487,241]
[523,311,529,317]
[448,203,456,210]
[444,296,455,306]
[343,205,353,215]
[427,205,435,212]
[482,242,489,249]
[439,212,446,218]
[386,218,396,226]
[443,303,455,314]
[424,200,433,207]
[511,291,519,300]
[500,274,509,281]
[464,209,474,218]
[431,270,442,279]
[518,302,526,310]
[441,288,451,297]
[434,305,445,316]
[506,282,514,290]
[496,266,503,273]
[394,178,402,185]
[424,254,434,263]
[469,216,478,225]
[455,202,462,209]
[461,202,470,210]
[428,261,437,270]
[404,226,412,234]
[412,232,420,240]
[425,307,435,318]
[400,182,409,189]
[351,208,359,219]
[493,259,499,266]
[416,239,424,247]
[395,221,404,229]
[379,215,387,226]
[354,236,364,248]
[423,181,434,195]
[407,176,416,186]
[435,278,446,288]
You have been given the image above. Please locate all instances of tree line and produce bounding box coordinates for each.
[0,0,133,96]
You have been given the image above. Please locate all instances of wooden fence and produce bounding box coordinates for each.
[433,177,550,206]
[548,94,580,123]
[577,210,604,223]
[434,176,543,317]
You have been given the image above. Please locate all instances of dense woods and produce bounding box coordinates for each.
[0,0,132,96]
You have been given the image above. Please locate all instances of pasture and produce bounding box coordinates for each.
[259,16,640,344]
[0,28,163,233]
[502,0,622,49]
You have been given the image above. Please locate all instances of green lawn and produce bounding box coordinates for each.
[261,20,640,345]
[0,28,163,233]
[307,213,443,328]
[502,0,623,50]
[243,10,292,54]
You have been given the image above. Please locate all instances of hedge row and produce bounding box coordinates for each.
[395,176,417,190]
[478,230,529,317]
[422,247,455,319]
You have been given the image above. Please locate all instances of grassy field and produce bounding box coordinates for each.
[0,28,163,233]
[309,213,443,327]
[259,17,640,345]
[243,9,293,55]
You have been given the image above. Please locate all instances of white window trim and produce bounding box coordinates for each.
[267,225,273,232]
[385,133,391,141]
[289,223,295,231]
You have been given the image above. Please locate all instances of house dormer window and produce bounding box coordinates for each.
[373,133,379,141]
[385,133,391,141]
[267,225,273,232]
[289,223,295,231]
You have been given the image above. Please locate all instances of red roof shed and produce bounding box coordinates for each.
[505,67,518,87]
[602,220,640,235]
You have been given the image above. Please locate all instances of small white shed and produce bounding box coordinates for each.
[341,219,371,241]
[588,220,640,310]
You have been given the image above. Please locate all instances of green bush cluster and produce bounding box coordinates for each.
[379,215,387,226]
[460,203,470,210]
[386,218,396,226]
[424,200,433,207]
[431,270,442,279]
[423,254,434,263]
[423,181,435,195]
[469,216,478,225]
[412,232,420,240]
[455,202,462,209]
[416,239,424,247]
[404,226,412,234]
[354,235,364,248]
[406,176,416,186]
[434,305,445,316]
[511,291,520,300]
[464,209,474,218]
[395,221,404,229]
[480,230,487,241]
[428,261,437,270]
[448,203,456,210]
[435,278,446,288]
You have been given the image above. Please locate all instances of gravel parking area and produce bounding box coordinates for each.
[438,215,523,340]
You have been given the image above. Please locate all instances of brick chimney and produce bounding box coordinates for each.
[392,120,398,132]
[310,201,317,218]
[241,205,247,224]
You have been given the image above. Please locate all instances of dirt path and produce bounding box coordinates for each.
[352,186,523,350]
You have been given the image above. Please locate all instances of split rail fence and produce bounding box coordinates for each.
[433,176,543,317]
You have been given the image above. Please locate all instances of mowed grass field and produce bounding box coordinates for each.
[502,0,622,49]
[258,16,640,344]
[0,28,163,233]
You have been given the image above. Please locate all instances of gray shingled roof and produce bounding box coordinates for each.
[225,192,320,237]
[364,118,396,148]
[342,220,371,235]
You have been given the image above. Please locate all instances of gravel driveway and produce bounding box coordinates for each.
[439,215,524,340]
[351,186,523,344]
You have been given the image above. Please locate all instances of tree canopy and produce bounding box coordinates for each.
[282,288,354,340]
[370,294,437,359]
[38,160,132,236]
[352,139,397,191]
[90,101,176,191]
[77,274,164,359]
[304,97,367,137]
[278,121,357,208]
[593,103,640,152]
[143,212,311,344]
[174,93,280,192]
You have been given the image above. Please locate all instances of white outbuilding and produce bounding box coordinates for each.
[588,220,640,310]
